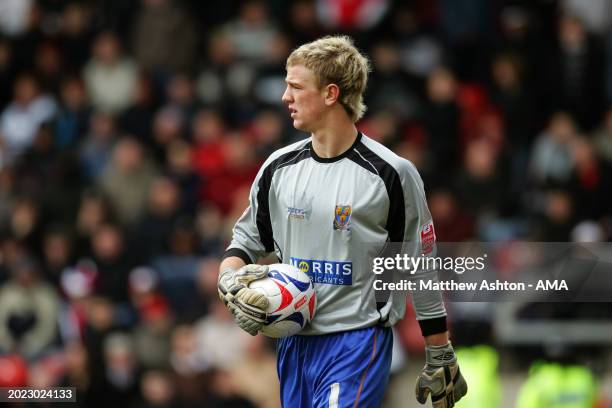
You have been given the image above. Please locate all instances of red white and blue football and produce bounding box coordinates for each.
[249,263,316,338]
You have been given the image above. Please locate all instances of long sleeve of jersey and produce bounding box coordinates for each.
[397,160,447,336]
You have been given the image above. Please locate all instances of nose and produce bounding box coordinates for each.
[281,86,292,104]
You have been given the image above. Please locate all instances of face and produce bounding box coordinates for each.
[282,64,328,132]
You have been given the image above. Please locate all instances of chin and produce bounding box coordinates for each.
[292,120,306,131]
[292,119,314,133]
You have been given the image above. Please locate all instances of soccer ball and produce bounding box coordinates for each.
[249,263,317,338]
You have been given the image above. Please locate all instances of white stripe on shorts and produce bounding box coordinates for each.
[329,382,340,408]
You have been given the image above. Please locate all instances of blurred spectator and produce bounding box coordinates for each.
[437,0,490,80]
[0,235,27,284]
[165,73,199,124]
[544,13,606,130]
[315,0,389,32]
[230,335,281,408]
[0,0,35,37]
[195,205,225,256]
[562,0,612,35]
[136,370,180,408]
[283,0,324,45]
[220,0,279,63]
[571,220,605,243]
[0,167,15,223]
[453,138,506,220]
[152,217,201,316]
[529,112,577,188]
[203,134,259,214]
[102,332,140,406]
[81,297,117,385]
[252,34,292,107]
[534,190,575,241]
[151,106,184,163]
[75,190,116,256]
[83,32,138,114]
[28,351,66,389]
[387,6,444,79]
[169,324,207,376]
[132,177,181,263]
[489,53,533,153]
[34,41,63,95]
[191,109,227,182]
[61,341,98,406]
[422,67,460,178]
[41,224,74,287]
[428,188,475,241]
[196,34,239,107]
[57,3,95,72]
[190,257,221,319]
[98,137,157,225]
[54,76,90,150]
[58,260,98,340]
[592,107,612,164]
[79,112,118,181]
[130,0,199,77]
[394,129,428,175]
[207,369,257,408]
[5,196,43,255]
[166,140,202,216]
[0,73,57,165]
[194,301,251,371]
[565,136,612,221]
[0,39,15,109]
[0,257,60,359]
[366,41,420,119]
[247,109,287,160]
[90,224,133,303]
[359,110,402,147]
[119,73,157,144]
[0,354,28,387]
[14,123,57,195]
[129,267,173,370]
[7,2,44,73]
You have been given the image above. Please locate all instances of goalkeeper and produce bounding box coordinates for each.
[218,35,467,408]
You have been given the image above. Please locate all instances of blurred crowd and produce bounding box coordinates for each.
[0,0,611,407]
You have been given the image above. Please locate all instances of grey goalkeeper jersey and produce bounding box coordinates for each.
[226,132,446,335]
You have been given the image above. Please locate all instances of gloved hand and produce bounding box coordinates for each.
[415,342,468,407]
[218,264,269,335]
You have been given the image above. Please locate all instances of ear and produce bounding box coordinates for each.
[324,84,340,106]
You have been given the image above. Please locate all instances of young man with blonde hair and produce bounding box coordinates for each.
[218,35,467,408]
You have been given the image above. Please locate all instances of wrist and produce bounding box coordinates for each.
[425,341,456,366]
[220,267,237,279]
[424,331,449,346]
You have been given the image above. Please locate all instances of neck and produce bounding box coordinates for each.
[311,112,358,158]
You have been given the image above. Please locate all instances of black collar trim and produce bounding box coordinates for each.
[309,132,362,163]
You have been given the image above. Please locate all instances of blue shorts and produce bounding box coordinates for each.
[276,326,393,408]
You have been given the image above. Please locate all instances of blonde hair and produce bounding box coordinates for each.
[287,35,371,122]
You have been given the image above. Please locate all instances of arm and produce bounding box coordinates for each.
[397,161,467,407]
[219,256,247,277]
[425,331,449,346]
[218,159,276,335]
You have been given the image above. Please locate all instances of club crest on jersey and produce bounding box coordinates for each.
[333,205,352,230]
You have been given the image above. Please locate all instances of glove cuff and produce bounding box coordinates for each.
[425,341,457,366]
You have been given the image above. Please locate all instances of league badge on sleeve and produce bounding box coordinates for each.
[333,204,352,230]
[420,221,436,255]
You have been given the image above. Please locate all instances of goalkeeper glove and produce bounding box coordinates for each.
[218,264,269,335]
[415,342,468,408]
